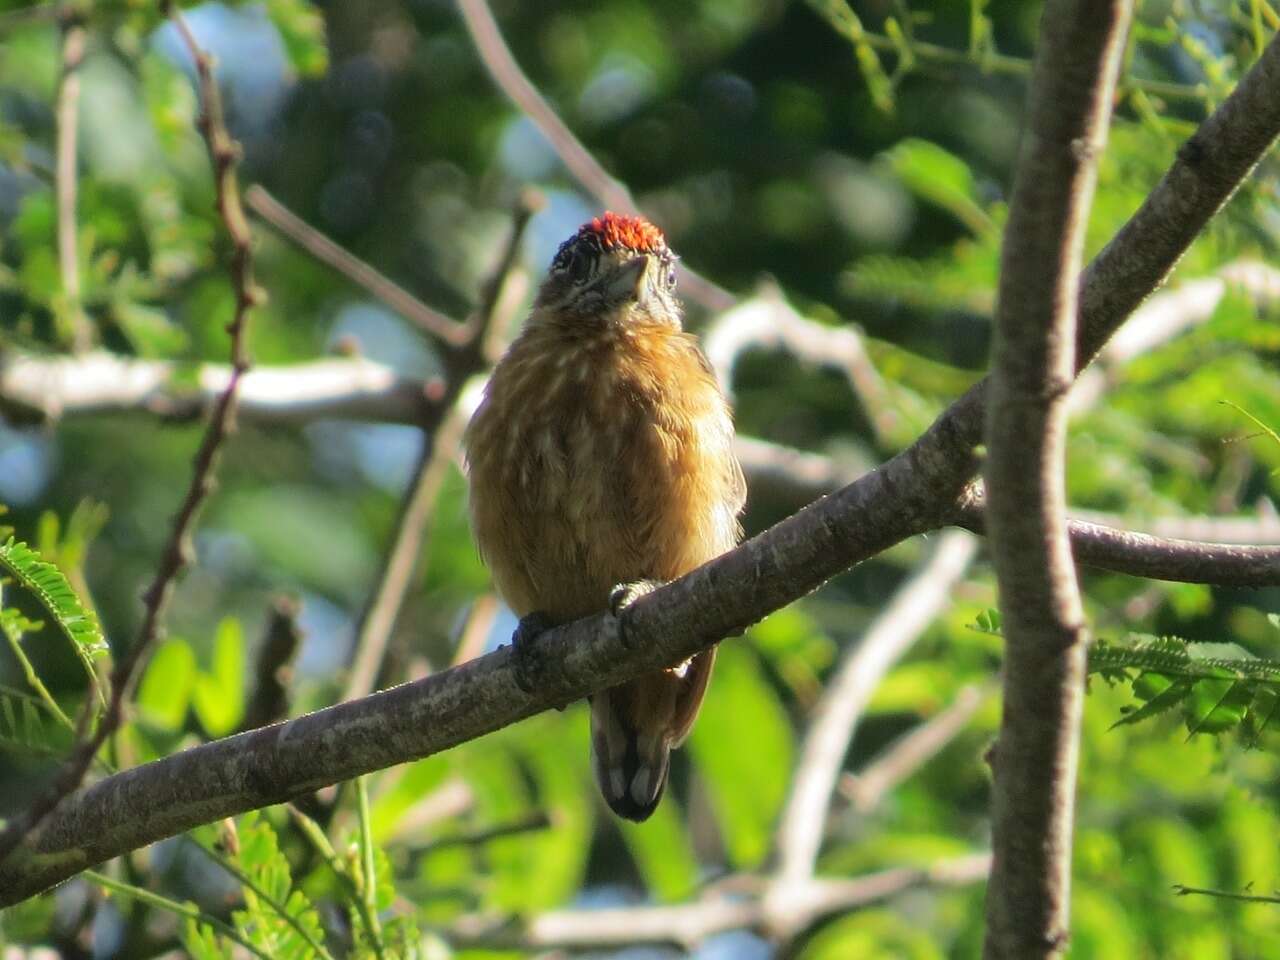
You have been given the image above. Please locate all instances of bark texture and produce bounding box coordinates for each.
[981,3,1132,957]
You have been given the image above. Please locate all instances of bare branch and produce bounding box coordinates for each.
[54,3,90,352]
[840,684,990,815]
[955,492,1280,587]
[245,185,470,348]
[447,854,991,951]
[774,532,978,888]
[704,284,897,446]
[1076,39,1280,367]
[0,351,440,425]
[453,0,734,312]
[0,1,264,869]
[341,407,466,701]
[1071,260,1280,410]
[341,194,537,703]
[981,3,1130,956]
[238,597,303,734]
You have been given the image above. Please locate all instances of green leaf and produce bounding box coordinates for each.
[689,644,793,868]
[264,0,329,77]
[0,538,107,706]
[1184,677,1251,736]
[1110,678,1192,729]
[193,618,245,737]
[233,811,329,960]
[616,792,699,901]
[971,608,1002,636]
[881,138,996,236]
[137,638,196,732]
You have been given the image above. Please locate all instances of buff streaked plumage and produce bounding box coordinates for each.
[464,213,744,821]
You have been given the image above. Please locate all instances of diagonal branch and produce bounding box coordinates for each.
[453,0,734,312]
[981,2,1131,957]
[2,26,1279,904]
[0,1,263,870]
[245,186,470,348]
[340,193,537,703]
[773,531,978,889]
[703,283,898,447]
[840,683,991,815]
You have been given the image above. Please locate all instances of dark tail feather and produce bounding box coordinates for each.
[590,688,671,822]
[589,651,717,822]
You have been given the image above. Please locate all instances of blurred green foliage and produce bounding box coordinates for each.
[0,0,1278,957]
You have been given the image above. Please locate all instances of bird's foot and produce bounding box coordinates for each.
[608,579,663,649]
[510,611,554,695]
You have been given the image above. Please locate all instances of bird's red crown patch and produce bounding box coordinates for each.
[580,212,667,254]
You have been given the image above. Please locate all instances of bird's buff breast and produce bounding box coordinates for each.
[465,325,742,623]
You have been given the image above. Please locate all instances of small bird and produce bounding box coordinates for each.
[464,212,745,821]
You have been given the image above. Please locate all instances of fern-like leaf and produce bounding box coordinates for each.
[0,538,107,705]
[1089,633,1280,745]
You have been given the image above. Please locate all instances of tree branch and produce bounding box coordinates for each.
[245,185,470,348]
[840,684,990,815]
[981,3,1130,957]
[773,532,978,888]
[0,351,441,425]
[341,193,536,703]
[2,25,1278,904]
[446,854,991,951]
[54,2,90,353]
[0,1,263,870]
[703,282,898,447]
[954,492,1280,587]
[453,0,734,312]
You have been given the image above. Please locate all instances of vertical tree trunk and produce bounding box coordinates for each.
[982,2,1133,957]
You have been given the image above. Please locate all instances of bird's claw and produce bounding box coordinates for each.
[511,611,553,695]
[608,579,663,649]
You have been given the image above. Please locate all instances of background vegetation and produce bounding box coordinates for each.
[0,0,1278,956]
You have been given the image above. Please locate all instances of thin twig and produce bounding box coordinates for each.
[55,2,90,352]
[772,532,978,890]
[86,869,275,960]
[0,1,262,868]
[2,618,74,730]
[341,193,538,703]
[453,0,734,312]
[355,776,386,959]
[341,411,466,701]
[703,283,897,447]
[807,0,1210,104]
[191,838,337,960]
[411,810,551,853]
[840,684,990,814]
[1173,883,1280,905]
[954,491,1280,586]
[244,185,469,348]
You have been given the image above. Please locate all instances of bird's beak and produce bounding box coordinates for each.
[604,255,652,303]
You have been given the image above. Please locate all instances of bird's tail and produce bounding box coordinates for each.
[590,649,716,822]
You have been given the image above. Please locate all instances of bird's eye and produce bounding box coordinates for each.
[665,266,677,290]
[555,248,592,286]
